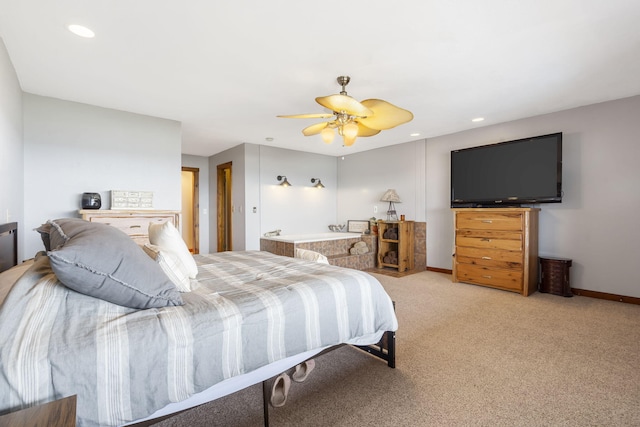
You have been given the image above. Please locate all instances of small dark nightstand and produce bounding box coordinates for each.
[539,256,573,297]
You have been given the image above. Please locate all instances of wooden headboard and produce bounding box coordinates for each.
[0,222,18,273]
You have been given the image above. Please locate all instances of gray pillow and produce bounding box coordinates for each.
[46,218,183,309]
[35,222,52,251]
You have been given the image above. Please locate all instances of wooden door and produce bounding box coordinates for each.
[217,162,232,252]
[181,167,199,254]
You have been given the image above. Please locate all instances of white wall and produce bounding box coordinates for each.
[209,143,247,252]
[244,144,261,250]
[259,145,337,238]
[0,38,24,257]
[337,140,426,225]
[426,95,640,298]
[181,154,210,254]
[208,144,338,251]
[23,94,182,258]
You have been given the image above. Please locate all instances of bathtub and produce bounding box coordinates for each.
[261,232,360,244]
[260,232,378,270]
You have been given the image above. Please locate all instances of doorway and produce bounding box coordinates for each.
[217,162,232,252]
[181,167,199,254]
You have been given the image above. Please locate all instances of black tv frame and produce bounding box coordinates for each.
[450,132,563,208]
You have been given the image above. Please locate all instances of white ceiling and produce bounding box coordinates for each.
[1,1,639,157]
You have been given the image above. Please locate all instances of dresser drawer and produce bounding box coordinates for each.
[456,246,523,268]
[456,235,523,251]
[87,216,175,236]
[456,263,523,292]
[456,229,523,240]
[456,212,523,231]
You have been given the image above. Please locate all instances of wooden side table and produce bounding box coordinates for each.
[539,256,573,297]
[0,395,76,427]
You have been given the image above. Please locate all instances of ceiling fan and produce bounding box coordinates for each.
[278,76,414,146]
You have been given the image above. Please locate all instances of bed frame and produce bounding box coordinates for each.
[355,305,396,368]
[260,305,396,426]
[0,222,18,273]
[0,222,395,427]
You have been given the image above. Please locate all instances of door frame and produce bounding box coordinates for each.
[216,162,233,252]
[181,167,200,254]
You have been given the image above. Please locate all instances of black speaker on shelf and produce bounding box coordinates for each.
[81,192,101,209]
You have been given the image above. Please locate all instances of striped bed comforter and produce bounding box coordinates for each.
[0,250,398,426]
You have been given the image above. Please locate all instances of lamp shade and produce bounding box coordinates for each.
[321,126,335,144]
[277,175,291,186]
[380,189,401,203]
[343,134,357,146]
[342,122,359,139]
[311,178,325,188]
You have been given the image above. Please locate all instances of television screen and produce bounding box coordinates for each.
[451,132,562,207]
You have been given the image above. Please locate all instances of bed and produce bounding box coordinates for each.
[0,220,398,426]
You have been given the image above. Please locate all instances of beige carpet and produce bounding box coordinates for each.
[154,271,640,426]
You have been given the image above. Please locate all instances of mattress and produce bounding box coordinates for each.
[0,250,397,426]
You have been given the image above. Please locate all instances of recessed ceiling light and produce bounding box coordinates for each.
[68,24,95,38]
[410,133,421,137]
[265,137,274,142]
[472,117,485,122]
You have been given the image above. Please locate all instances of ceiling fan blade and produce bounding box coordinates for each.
[302,122,332,136]
[358,99,414,130]
[355,122,381,137]
[315,94,373,117]
[277,113,334,119]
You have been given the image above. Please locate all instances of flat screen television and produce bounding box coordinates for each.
[451,132,562,207]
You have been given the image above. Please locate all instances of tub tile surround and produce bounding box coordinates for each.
[260,234,378,270]
[260,222,426,272]
[260,239,294,257]
[414,222,427,270]
[307,235,377,270]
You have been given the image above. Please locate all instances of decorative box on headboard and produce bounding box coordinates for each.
[111,190,154,209]
[79,210,180,246]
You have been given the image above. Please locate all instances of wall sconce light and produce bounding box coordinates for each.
[277,175,291,187]
[310,178,325,188]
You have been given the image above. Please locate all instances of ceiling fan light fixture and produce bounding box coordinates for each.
[321,126,335,144]
[278,76,413,147]
[343,134,357,146]
[342,121,359,139]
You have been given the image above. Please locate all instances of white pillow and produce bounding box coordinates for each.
[148,221,198,278]
[295,248,329,264]
[142,244,193,292]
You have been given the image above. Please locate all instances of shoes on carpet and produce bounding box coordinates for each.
[292,359,315,383]
[268,372,291,407]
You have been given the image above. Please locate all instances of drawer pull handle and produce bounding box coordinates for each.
[481,238,491,242]
[482,275,492,279]
[129,225,142,229]
[481,256,492,260]
[481,220,492,223]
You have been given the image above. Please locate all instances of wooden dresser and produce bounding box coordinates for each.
[452,208,539,296]
[79,210,181,245]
